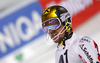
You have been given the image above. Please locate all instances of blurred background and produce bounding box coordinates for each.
[0,0,100,63]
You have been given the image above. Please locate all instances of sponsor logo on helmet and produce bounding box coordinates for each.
[60,12,70,22]
[43,7,51,15]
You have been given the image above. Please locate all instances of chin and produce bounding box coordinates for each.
[54,41,58,43]
[54,37,63,43]
[53,39,60,43]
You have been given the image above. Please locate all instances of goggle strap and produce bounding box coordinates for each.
[52,24,69,41]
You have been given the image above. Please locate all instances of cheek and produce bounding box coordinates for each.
[48,33,52,37]
[56,28,61,33]
[59,33,64,38]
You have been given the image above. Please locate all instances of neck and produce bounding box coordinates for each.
[59,30,73,46]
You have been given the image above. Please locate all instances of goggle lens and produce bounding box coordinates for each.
[42,18,61,33]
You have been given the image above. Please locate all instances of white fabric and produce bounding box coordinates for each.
[55,33,100,63]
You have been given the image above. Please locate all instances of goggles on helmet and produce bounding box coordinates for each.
[42,17,61,33]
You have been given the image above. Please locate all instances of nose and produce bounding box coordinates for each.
[48,29,55,34]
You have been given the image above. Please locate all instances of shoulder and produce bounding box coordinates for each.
[77,36,98,53]
[73,35,95,52]
[78,36,95,47]
[77,36,100,62]
[79,36,93,43]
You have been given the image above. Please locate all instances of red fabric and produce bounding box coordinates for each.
[78,54,82,58]
[98,54,100,61]
[93,41,99,53]
[93,41,100,61]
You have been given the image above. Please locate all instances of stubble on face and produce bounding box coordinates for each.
[48,25,65,43]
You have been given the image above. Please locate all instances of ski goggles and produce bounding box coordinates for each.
[42,18,61,33]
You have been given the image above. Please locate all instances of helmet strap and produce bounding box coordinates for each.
[59,20,73,46]
[59,30,73,46]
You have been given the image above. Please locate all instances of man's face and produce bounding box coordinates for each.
[48,25,65,43]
